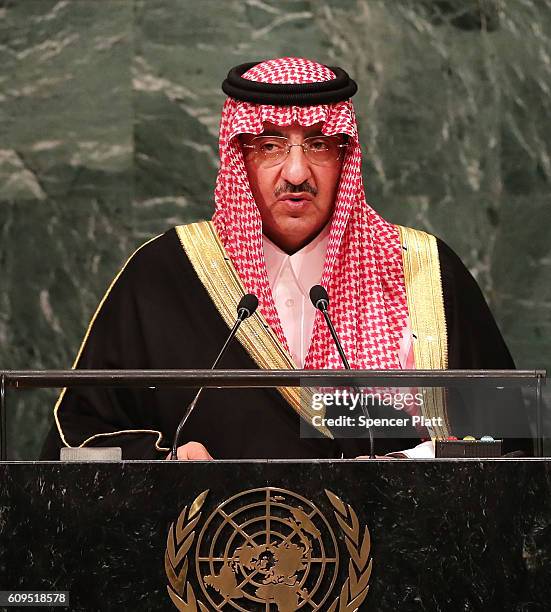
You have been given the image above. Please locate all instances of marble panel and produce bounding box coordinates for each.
[1,0,550,458]
[1,0,134,458]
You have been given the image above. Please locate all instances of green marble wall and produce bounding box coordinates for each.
[1,0,550,459]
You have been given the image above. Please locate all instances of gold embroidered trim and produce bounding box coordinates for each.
[397,225,450,438]
[176,221,332,438]
[54,235,170,453]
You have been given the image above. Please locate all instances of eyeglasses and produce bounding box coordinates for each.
[242,135,349,168]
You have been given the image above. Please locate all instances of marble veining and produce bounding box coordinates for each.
[1,1,550,458]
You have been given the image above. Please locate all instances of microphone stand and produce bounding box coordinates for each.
[311,288,376,459]
[170,298,257,460]
[319,309,351,370]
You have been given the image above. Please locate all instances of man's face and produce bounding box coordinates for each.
[241,122,345,253]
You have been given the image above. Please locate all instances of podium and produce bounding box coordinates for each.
[0,369,549,610]
[1,459,550,611]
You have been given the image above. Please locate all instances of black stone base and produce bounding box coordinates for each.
[1,459,550,611]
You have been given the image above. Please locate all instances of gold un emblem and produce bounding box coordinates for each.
[165,487,372,611]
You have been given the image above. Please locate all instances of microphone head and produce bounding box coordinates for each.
[309,285,329,311]
[237,293,259,319]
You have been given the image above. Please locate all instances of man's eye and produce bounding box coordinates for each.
[308,139,330,151]
[258,140,285,154]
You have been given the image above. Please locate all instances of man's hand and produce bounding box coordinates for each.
[166,441,213,461]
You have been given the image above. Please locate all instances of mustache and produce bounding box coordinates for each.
[274,181,318,198]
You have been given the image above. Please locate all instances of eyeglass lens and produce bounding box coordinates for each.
[249,136,346,167]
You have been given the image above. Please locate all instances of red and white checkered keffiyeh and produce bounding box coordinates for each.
[212,57,409,370]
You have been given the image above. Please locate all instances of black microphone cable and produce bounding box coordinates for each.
[170,294,258,460]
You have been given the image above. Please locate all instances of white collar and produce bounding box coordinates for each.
[262,223,330,295]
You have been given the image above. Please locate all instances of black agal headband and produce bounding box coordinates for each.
[222,61,358,106]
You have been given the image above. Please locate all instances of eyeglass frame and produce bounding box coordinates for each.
[241,134,349,167]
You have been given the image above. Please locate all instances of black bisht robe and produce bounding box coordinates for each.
[41,228,532,460]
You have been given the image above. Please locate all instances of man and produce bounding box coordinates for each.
[41,58,530,461]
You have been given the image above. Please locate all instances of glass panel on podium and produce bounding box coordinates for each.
[1,369,547,459]
[298,372,545,457]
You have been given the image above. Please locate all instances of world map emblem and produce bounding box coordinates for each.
[165,487,372,612]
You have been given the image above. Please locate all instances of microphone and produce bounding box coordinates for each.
[235,293,259,322]
[309,284,329,312]
[170,293,259,460]
[309,285,375,458]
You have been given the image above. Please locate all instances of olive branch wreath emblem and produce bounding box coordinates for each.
[165,488,372,611]
[165,489,210,612]
[325,490,372,612]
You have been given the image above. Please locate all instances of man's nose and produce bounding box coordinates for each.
[279,145,312,186]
